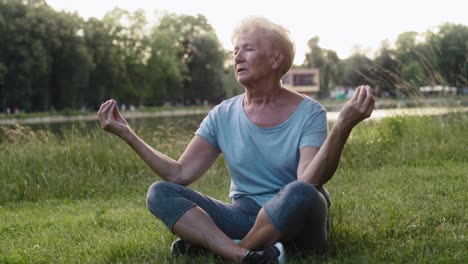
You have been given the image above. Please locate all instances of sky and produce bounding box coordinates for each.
[46,0,468,64]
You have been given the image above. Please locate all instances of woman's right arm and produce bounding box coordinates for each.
[97,99,220,185]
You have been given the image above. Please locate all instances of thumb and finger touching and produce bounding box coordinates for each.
[342,85,375,126]
[97,100,119,131]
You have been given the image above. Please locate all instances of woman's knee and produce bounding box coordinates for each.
[146,181,180,212]
[264,181,329,240]
[283,181,324,208]
[263,182,323,232]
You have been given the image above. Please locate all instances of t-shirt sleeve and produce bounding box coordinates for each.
[299,108,328,148]
[195,107,219,149]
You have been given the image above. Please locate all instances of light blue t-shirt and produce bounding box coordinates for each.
[195,93,328,206]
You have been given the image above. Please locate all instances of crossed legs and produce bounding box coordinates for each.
[146,181,329,263]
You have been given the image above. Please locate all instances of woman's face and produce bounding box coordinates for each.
[233,29,276,87]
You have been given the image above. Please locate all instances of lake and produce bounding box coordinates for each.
[1,106,466,137]
[21,115,206,138]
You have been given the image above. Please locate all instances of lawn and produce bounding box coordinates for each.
[0,112,467,263]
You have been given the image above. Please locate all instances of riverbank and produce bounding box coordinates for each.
[0,107,211,125]
[1,106,467,125]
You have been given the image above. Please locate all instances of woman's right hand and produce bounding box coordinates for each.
[97,99,131,138]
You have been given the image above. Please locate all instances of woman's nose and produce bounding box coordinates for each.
[234,51,244,63]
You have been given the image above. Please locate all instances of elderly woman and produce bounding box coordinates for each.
[98,17,374,264]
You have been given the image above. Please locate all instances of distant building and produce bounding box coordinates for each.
[419,85,457,96]
[282,68,320,97]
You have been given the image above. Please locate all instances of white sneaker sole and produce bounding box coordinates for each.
[234,239,286,264]
[274,242,286,264]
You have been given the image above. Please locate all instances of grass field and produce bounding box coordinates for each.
[0,112,467,263]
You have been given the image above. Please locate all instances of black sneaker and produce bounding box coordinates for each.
[170,238,208,256]
[242,242,285,264]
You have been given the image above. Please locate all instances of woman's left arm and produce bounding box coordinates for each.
[297,85,374,188]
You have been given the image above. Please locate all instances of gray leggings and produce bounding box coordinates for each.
[146,180,330,252]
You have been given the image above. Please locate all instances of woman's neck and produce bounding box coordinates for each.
[243,82,283,107]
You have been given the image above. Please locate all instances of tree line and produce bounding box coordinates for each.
[1,0,467,112]
[303,24,468,98]
[0,0,233,112]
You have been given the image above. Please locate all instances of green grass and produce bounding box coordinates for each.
[0,113,467,263]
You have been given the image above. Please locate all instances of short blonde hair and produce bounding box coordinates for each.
[232,17,295,76]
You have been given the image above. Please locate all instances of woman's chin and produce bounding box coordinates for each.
[236,76,250,87]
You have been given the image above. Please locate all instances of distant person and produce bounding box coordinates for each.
[98,17,374,263]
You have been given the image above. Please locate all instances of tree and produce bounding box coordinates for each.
[102,8,151,105]
[393,31,428,95]
[154,14,226,104]
[304,36,340,98]
[393,25,468,94]
[369,40,400,97]
[146,29,187,103]
[186,33,225,102]
[339,53,373,88]
[50,12,93,110]
[395,31,419,64]
[83,17,127,108]
[400,61,426,88]
[0,0,93,111]
[0,0,51,111]
[427,24,468,89]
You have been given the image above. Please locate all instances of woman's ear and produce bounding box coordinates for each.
[272,51,284,70]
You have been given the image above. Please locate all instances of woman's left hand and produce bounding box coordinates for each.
[337,85,375,131]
